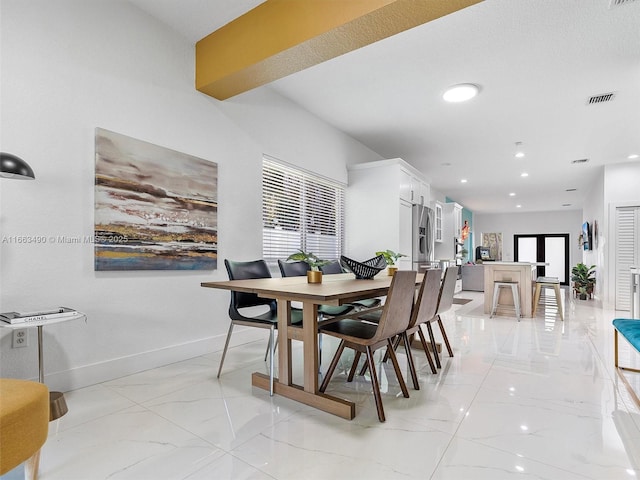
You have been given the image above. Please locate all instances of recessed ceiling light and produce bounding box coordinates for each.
[516,204,522,208]
[521,172,529,177]
[460,179,468,183]
[514,142,525,158]
[515,152,525,159]
[509,192,516,196]
[629,154,639,160]
[442,83,479,103]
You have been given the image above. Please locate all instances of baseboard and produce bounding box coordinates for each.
[43,327,266,392]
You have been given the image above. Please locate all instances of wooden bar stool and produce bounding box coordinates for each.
[490,281,521,320]
[533,276,563,321]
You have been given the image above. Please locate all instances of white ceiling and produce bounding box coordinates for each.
[128,0,640,214]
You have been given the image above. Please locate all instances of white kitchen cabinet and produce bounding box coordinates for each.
[434,201,443,243]
[346,158,430,268]
[434,202,463,264]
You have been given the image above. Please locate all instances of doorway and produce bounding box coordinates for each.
[514,234,570,285]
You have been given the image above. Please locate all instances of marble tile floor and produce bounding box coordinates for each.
[3,290,640,480]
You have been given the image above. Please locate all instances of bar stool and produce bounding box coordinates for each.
[490,281,521,320]
[533,276,563,321]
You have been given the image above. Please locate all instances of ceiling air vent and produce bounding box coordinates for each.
[609,0,637,8]
[571,158,589,164]
[587,92,615,105]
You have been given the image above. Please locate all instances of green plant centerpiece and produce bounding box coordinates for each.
[375,249,407,276]
[287,249,330,283]
[571,263,595,300]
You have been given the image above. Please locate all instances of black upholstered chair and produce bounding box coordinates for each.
[220,259,302,396]
[320,261,382,310]
[277,260,354,318]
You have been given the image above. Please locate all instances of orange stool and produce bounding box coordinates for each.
[0,378,49,480]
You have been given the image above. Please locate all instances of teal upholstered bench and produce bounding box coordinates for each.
[612,318,640,405]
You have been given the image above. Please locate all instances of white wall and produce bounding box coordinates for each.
[0,0,381,390]
[602,161,640,307]
[473,210,583,269]
[581,168,605,298]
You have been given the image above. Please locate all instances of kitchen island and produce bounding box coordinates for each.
[483,262,536,317]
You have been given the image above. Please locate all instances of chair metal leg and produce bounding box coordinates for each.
[264,332,278,361]
[490,283,500,318]
[365,345,385,422]
[217,322,235,378]
[320,340,345,392]
[269,325,275,396]
[417,326,438,374]
[511,284,521,320]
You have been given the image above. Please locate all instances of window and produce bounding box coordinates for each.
[262,156,345,265]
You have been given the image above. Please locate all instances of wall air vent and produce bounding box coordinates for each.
[587,92,615,104]
[609,0,637,8]
[571,158,589,164]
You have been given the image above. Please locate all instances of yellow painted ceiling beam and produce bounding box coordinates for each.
[196,0,483,100]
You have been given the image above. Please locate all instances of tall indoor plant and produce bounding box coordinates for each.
[571,263,595,300]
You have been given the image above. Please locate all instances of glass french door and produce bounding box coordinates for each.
[514,234,569,285]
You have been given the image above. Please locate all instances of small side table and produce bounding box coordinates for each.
[0,312,87,421]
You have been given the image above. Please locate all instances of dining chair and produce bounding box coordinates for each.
[320,261,382,309]
[424,265,457,368]
[358,268,442,388]
[318,270,417,422]
[277,260,354,317]
[220,259,303,396]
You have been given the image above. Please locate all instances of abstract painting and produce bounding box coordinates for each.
[482,232,502,261]
[94,128,217,270]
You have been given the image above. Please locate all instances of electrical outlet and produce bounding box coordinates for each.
[12,329,28,348]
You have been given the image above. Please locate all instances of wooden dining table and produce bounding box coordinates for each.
[201,272,422,419]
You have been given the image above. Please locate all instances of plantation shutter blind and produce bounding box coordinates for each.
[262,157,345,265]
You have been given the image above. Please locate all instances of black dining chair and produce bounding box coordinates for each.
[220,259,303,396]
[320,261,382,310]
[278,259,355,369]
[277,260,355,318]
[318,270,417,422]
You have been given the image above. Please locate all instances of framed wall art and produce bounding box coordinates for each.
[94,128,218,270]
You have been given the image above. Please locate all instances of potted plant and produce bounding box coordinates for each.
[375,249,407,276]
[286,249,330,283]
[571,263,595,299]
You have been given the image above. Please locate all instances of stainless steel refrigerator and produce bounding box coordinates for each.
[412,204,434,269]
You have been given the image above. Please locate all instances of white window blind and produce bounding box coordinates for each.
[262,157,345,265]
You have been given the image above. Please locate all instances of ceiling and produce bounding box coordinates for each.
[128,0,640,214]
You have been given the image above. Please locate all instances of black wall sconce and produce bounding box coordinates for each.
[0,152,35,180]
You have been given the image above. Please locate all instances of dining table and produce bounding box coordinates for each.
[201,272,422,419]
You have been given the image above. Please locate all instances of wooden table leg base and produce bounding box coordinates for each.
[252,372,355,420]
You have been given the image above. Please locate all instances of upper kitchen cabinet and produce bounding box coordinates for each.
[346,158,430,270]
[434,201,463,263]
